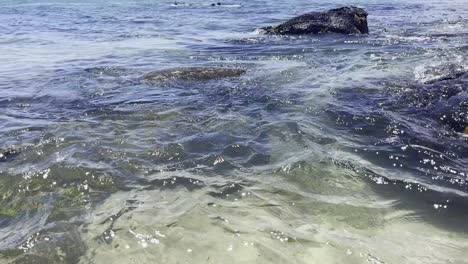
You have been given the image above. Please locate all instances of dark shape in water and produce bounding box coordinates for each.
[417,63,467,84]
[222,144,254,158]
[325,74,467,194]
[84,66,130,77]
[141,67,246,84]
[262,6,368,35]
[173,1,191,6]
[173,2,221,6]
[402,75,468,133]
[0,149,19,162]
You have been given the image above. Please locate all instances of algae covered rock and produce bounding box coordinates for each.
[263,6,368,35]
[141,67,246,84]
[1,223,86,264]
[84,66,131,77]
[0,165,117,220]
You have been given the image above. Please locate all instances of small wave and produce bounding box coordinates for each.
[414,63,467,84]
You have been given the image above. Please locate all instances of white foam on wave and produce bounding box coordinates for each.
[414,60,467,84]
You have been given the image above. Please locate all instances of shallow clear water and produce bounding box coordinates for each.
[0,0,467,263]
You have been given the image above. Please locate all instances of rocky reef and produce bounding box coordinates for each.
[262,6,368,35]
[141,67,246,84]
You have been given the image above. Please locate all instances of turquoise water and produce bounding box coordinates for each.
[0,0,467,263]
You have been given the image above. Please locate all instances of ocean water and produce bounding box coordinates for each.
[0,0,467,263]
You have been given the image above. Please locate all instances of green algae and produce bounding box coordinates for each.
[0,248,24,259]
[0,175,43,218]
[0,166,116,264]
[141,67,246,84]
[46,188,88,223]
[0,165,117,219]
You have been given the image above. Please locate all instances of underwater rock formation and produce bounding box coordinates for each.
[0,148,19,162]
[84,66,131,77]
[141,67,246,84]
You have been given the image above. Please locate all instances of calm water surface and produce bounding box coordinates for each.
[0,0,467,263]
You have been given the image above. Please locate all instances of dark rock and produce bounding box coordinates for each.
[141,67,246,84]
[438,95,468,134]
[0,149,19,162]
[263,6,368,35]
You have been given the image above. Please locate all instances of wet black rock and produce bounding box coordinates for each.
[141,67,246,84]
[262,6,368,35]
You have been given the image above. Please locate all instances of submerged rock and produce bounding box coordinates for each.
[84,66,130,77]
[2,224,86,264]
[0,148,19,162]
[415,63,467,84]
[141,67,246,84]
[262,6,368,35]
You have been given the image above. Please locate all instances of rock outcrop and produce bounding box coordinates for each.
[141,67,246,84]
[263,6,368,35]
